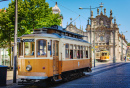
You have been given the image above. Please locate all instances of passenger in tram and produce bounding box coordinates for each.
[37,52,40,55]
[31,51,34,55]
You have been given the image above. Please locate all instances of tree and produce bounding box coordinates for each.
[0,0,61,68]
[127,43,130,46]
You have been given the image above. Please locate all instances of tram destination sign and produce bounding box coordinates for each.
[23,39,34,42]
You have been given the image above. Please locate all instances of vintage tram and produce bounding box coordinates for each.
[96,50,109,61]
[18,25,92,84]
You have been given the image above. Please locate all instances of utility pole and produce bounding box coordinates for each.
[93,23,96,67]
[79,5,101,67]
[113,30,116,63]
[121,35,123,61]
[13,0,18,83]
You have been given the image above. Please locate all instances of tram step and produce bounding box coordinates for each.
[53,74,59,76]
[54,79,62,82]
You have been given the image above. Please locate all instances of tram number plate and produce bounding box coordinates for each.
[23,39,34,42]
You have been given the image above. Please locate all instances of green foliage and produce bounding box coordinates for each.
[0,0,61,55]
[127,43,130,46]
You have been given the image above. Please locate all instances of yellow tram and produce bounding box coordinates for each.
[96,50,109,61]
[100,51,109,61]
[18,25,92,84]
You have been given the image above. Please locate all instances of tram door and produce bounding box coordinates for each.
[53,41,59,75]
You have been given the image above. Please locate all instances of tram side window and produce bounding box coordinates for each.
[81,46,83,59]
[83,46,86,58]
[74,45,77,59]
[18,42,23,57]
[37,40,47,57]
[24,42,35,57]
[65,44,69,59]
[50,40,52,57]
[77,46,80,59]
[70,45,73,59]
[86,47,88,58]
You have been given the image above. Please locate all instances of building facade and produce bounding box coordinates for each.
[52,2,63,27]
[86,8,127,61]
[53,3,128,62]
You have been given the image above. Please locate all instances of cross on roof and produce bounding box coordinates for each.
[99,2,104,12]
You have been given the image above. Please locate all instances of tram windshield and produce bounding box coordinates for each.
[101,52,108,56]
[37,40,47,57]
[25,42,35,56]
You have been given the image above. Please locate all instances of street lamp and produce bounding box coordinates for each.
[79,4,102,67]
[121,31,127,62]
[93,22,96,67]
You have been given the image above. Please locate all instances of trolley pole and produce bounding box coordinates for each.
[13,0,18,83]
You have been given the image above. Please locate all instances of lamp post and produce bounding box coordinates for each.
[79,4,102,67]
[79,6,101,44]
[13,0,18,83]
[93,22,96,67]
[121,31,127,62]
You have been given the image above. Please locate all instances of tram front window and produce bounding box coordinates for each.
[37,40,47,57]
[24,42,35,57]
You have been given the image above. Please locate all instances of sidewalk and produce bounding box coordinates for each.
[2,60,129,88]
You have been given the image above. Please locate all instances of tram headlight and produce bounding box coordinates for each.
[26,65,32,71]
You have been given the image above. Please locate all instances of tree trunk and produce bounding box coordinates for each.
[9,41,12,70]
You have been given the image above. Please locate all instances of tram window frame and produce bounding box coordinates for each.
[86,46,88,58]
[70,44,73,59]
[74,45,77,59]
[65,44,69,59]
[81,46,83,59]
[65,33,68,36]
[24,42,35,57]
[77,45,80,59]
[83,46,86,58]
[50,40,52,57]
[18,42,23,57]
[36,39,47,57]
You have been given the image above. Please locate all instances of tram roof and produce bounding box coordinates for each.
[21,33,89,43]
[46,25,85,37]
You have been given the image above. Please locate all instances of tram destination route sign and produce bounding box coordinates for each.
[23,39,34,42]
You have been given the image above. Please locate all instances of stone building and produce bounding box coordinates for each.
[52,2,63,27]
[86,8,127,61]
[127,46,130,58]
[52,3,128,62]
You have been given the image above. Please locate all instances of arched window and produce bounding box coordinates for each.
[37,39,47,57]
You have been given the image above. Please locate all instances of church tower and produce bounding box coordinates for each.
[52,2,63,27]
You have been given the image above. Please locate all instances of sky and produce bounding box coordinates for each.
[0,0,130,42]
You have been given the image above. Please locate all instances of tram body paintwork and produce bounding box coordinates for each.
[18,25,92,84]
